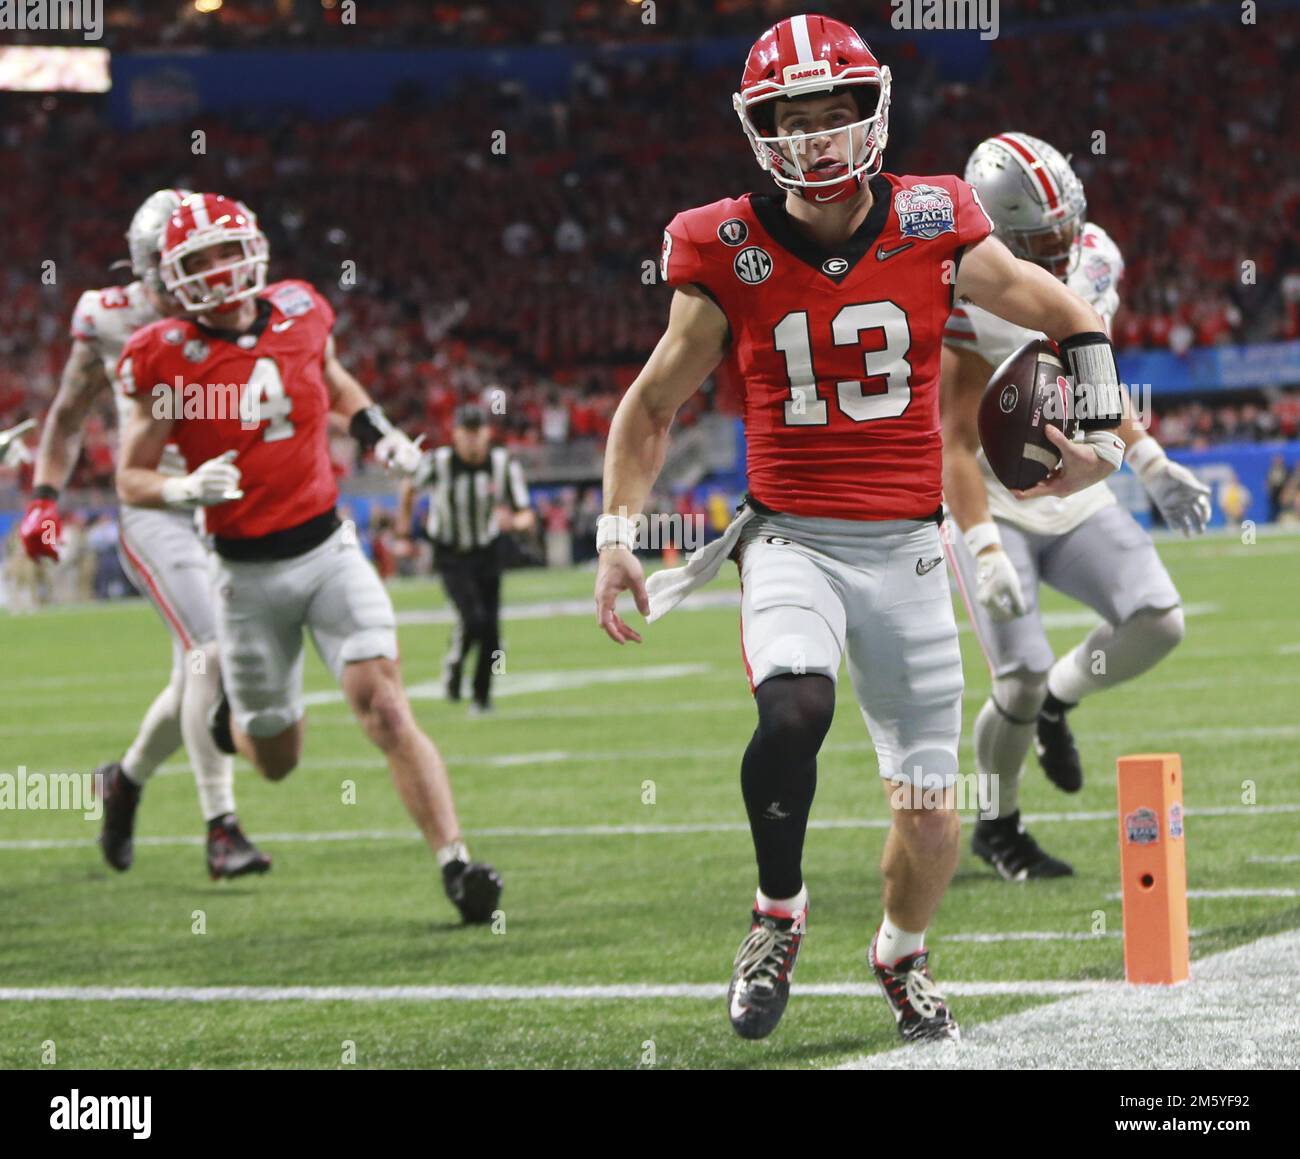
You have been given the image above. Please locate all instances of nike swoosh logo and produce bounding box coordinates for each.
[876,242,915,262]
[272,320,295,332]
[814,192,841,202]
[916,556,943,576]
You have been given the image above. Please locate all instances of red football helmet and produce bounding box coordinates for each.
[159,192,269,313]
[733,14,891,204]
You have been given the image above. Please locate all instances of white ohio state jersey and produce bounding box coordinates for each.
[944,221,1125,536]
[70,281,186,477]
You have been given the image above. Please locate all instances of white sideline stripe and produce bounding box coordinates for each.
[128,730,1300,777]
[4,805,1298,852]
[300,663,712,708]
[1250,854,1300,863]
[944,930,1207,944]
[0,980,1118,1004]
[836,929,1300,1070]
[1106,888,1300,900]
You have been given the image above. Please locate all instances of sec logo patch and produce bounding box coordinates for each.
[734,247,772,285]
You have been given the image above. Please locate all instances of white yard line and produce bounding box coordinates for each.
[4,805,1298,852]
[836,929,1300,1070]
[0,979,1119,1003]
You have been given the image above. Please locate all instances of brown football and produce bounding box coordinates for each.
[977,338,1078,491]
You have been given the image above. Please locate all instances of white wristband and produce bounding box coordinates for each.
[963,520,1002,557]
[596,513,636,552]
[1084,429,1126,472]
[1125,435,1166,479]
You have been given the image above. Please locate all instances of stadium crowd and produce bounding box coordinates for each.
[1,5,1297,496]
[11,0,1242,51]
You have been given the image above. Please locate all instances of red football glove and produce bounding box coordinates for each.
[20,497,62,562]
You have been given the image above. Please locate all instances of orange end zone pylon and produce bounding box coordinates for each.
[1116,753,1190,985]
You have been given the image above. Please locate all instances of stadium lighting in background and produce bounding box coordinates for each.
[0,48,110,93]
[195,0,224,13]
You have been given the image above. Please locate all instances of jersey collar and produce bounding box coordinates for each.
[750,174,892,285]
[193,298,273,346]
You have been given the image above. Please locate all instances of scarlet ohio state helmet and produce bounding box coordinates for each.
[159,192,269,313]
[733,14,891,204]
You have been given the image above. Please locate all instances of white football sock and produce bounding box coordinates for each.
[179,643,235,821]
[875,916,925,967]
[756,885,808,918]
[437,839,470,868]
[1048,607,1185,705]
[121,646,184,785]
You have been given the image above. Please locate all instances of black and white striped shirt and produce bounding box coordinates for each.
[422,445,530,553]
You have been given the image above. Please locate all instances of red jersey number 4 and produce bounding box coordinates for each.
[241,358,296,443]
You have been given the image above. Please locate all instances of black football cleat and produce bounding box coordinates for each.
[95,761,140,872]
[442,859,503,924]
[870,936,961,1044]
[206,814,272,880]
[972,811,1074,881]
[727,906,806,1040]
[208,685,236,756]
[1035,693,1083,792]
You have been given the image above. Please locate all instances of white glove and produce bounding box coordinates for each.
[1129,438,1211,536]
[965,521,1027,622]
[0,418,35,469]
[374,429,426,476]
[161,450,244,509]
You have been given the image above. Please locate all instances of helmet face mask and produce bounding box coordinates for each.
[734,15,891,204]
[160,194,269,314]
[1006,217,1084,279]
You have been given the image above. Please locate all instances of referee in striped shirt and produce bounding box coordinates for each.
[399,405,534,713]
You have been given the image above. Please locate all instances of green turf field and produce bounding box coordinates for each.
[1,529,1297,1069]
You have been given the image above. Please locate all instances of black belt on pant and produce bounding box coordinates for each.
[215,508,340,563]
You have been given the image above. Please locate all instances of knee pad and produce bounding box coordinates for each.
[991,670,1049,724]
[889,745,960,793]
[1128,605,1185,653]
[754,674,836,758]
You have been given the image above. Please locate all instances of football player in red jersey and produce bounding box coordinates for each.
[595,15,1127,1043]
[115,193,502,923]
[18,189,270,881]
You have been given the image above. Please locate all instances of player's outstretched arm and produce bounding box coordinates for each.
[34,339,111,493]
[1120,413,1212,536]
[596,285,728,645]
[940,343,995,535]
[322,336,427,477]
[956,235,1126,500]
[19,341,112,561]
[939,344,1026,621]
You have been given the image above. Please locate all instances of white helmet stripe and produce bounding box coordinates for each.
[189,195,211,230]
[790,13,814,64]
